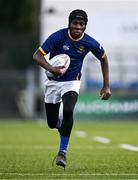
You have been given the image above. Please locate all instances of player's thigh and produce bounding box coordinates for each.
[45,103,61,126]
[62,91,78,111]
[61,81,80,111]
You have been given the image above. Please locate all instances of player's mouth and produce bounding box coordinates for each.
[74,30,82,34]
[69,29,84,40]
[73,30,83,37]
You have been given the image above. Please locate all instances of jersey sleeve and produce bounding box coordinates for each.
[39,31,62,55]
[90,38,105,61]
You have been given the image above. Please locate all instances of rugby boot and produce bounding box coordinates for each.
[56,151,67,168]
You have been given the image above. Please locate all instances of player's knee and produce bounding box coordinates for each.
[47,120,57,129]
[63,108,73,117]
[47,123,56,129]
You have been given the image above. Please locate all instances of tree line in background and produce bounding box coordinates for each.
[0,0,40,70]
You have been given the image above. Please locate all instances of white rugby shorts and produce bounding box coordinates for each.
[44,79,81,104]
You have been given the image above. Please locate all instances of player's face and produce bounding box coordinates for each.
[70,19,86,39]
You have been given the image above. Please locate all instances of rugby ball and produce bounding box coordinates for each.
[45,54,70,78]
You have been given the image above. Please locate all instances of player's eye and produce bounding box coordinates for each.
[73,21,78,25]
[71,20,85,28]
[79,22,85,26]
[72,21,85,27]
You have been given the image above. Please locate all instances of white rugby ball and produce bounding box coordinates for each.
[45,54,70,78]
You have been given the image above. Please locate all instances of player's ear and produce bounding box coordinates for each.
[83,25,86,31]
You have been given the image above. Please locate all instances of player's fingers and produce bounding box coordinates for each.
[60,67,66,74]
[99,92,104,97]
[100,93,104,98]
[101,92,111,100]
[57,65,65,69]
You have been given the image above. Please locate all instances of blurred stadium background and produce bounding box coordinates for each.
[0,0,138,120]
[0,1,138,179]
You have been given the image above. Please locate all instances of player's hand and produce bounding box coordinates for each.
[99,87,111,100]
[50,66,66,76]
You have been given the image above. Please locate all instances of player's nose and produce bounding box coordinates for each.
[75,23,82,29]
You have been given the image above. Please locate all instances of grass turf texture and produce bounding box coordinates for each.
[0,120,138,179]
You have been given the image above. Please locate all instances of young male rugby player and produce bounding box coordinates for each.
[33,9,111,169]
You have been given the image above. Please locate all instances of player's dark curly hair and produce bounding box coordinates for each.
[68,9,88,27]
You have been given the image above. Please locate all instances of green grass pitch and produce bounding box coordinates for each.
[0,119,138,179]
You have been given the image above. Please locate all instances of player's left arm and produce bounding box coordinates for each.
[100,53,111,100]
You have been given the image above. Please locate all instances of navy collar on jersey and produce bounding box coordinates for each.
[68,30,84,41]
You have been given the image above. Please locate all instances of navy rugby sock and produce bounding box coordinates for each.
[59,135,69,154]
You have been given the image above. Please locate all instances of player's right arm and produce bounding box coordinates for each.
[33,30,66,76]
[33,48,66,76]
[33,48,52,71]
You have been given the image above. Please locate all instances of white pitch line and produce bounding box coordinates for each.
[0,173,138,176]
[74,130,87,138]
[93,136,111,144]
[119,144,138,152]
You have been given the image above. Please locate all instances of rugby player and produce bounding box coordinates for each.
[33,9,111,169]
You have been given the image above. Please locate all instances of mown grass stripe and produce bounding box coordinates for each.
[0,145,116,150]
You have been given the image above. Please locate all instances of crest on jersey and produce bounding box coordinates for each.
[77,45,85,54]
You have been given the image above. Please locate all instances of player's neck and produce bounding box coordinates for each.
[68,30,84,41]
